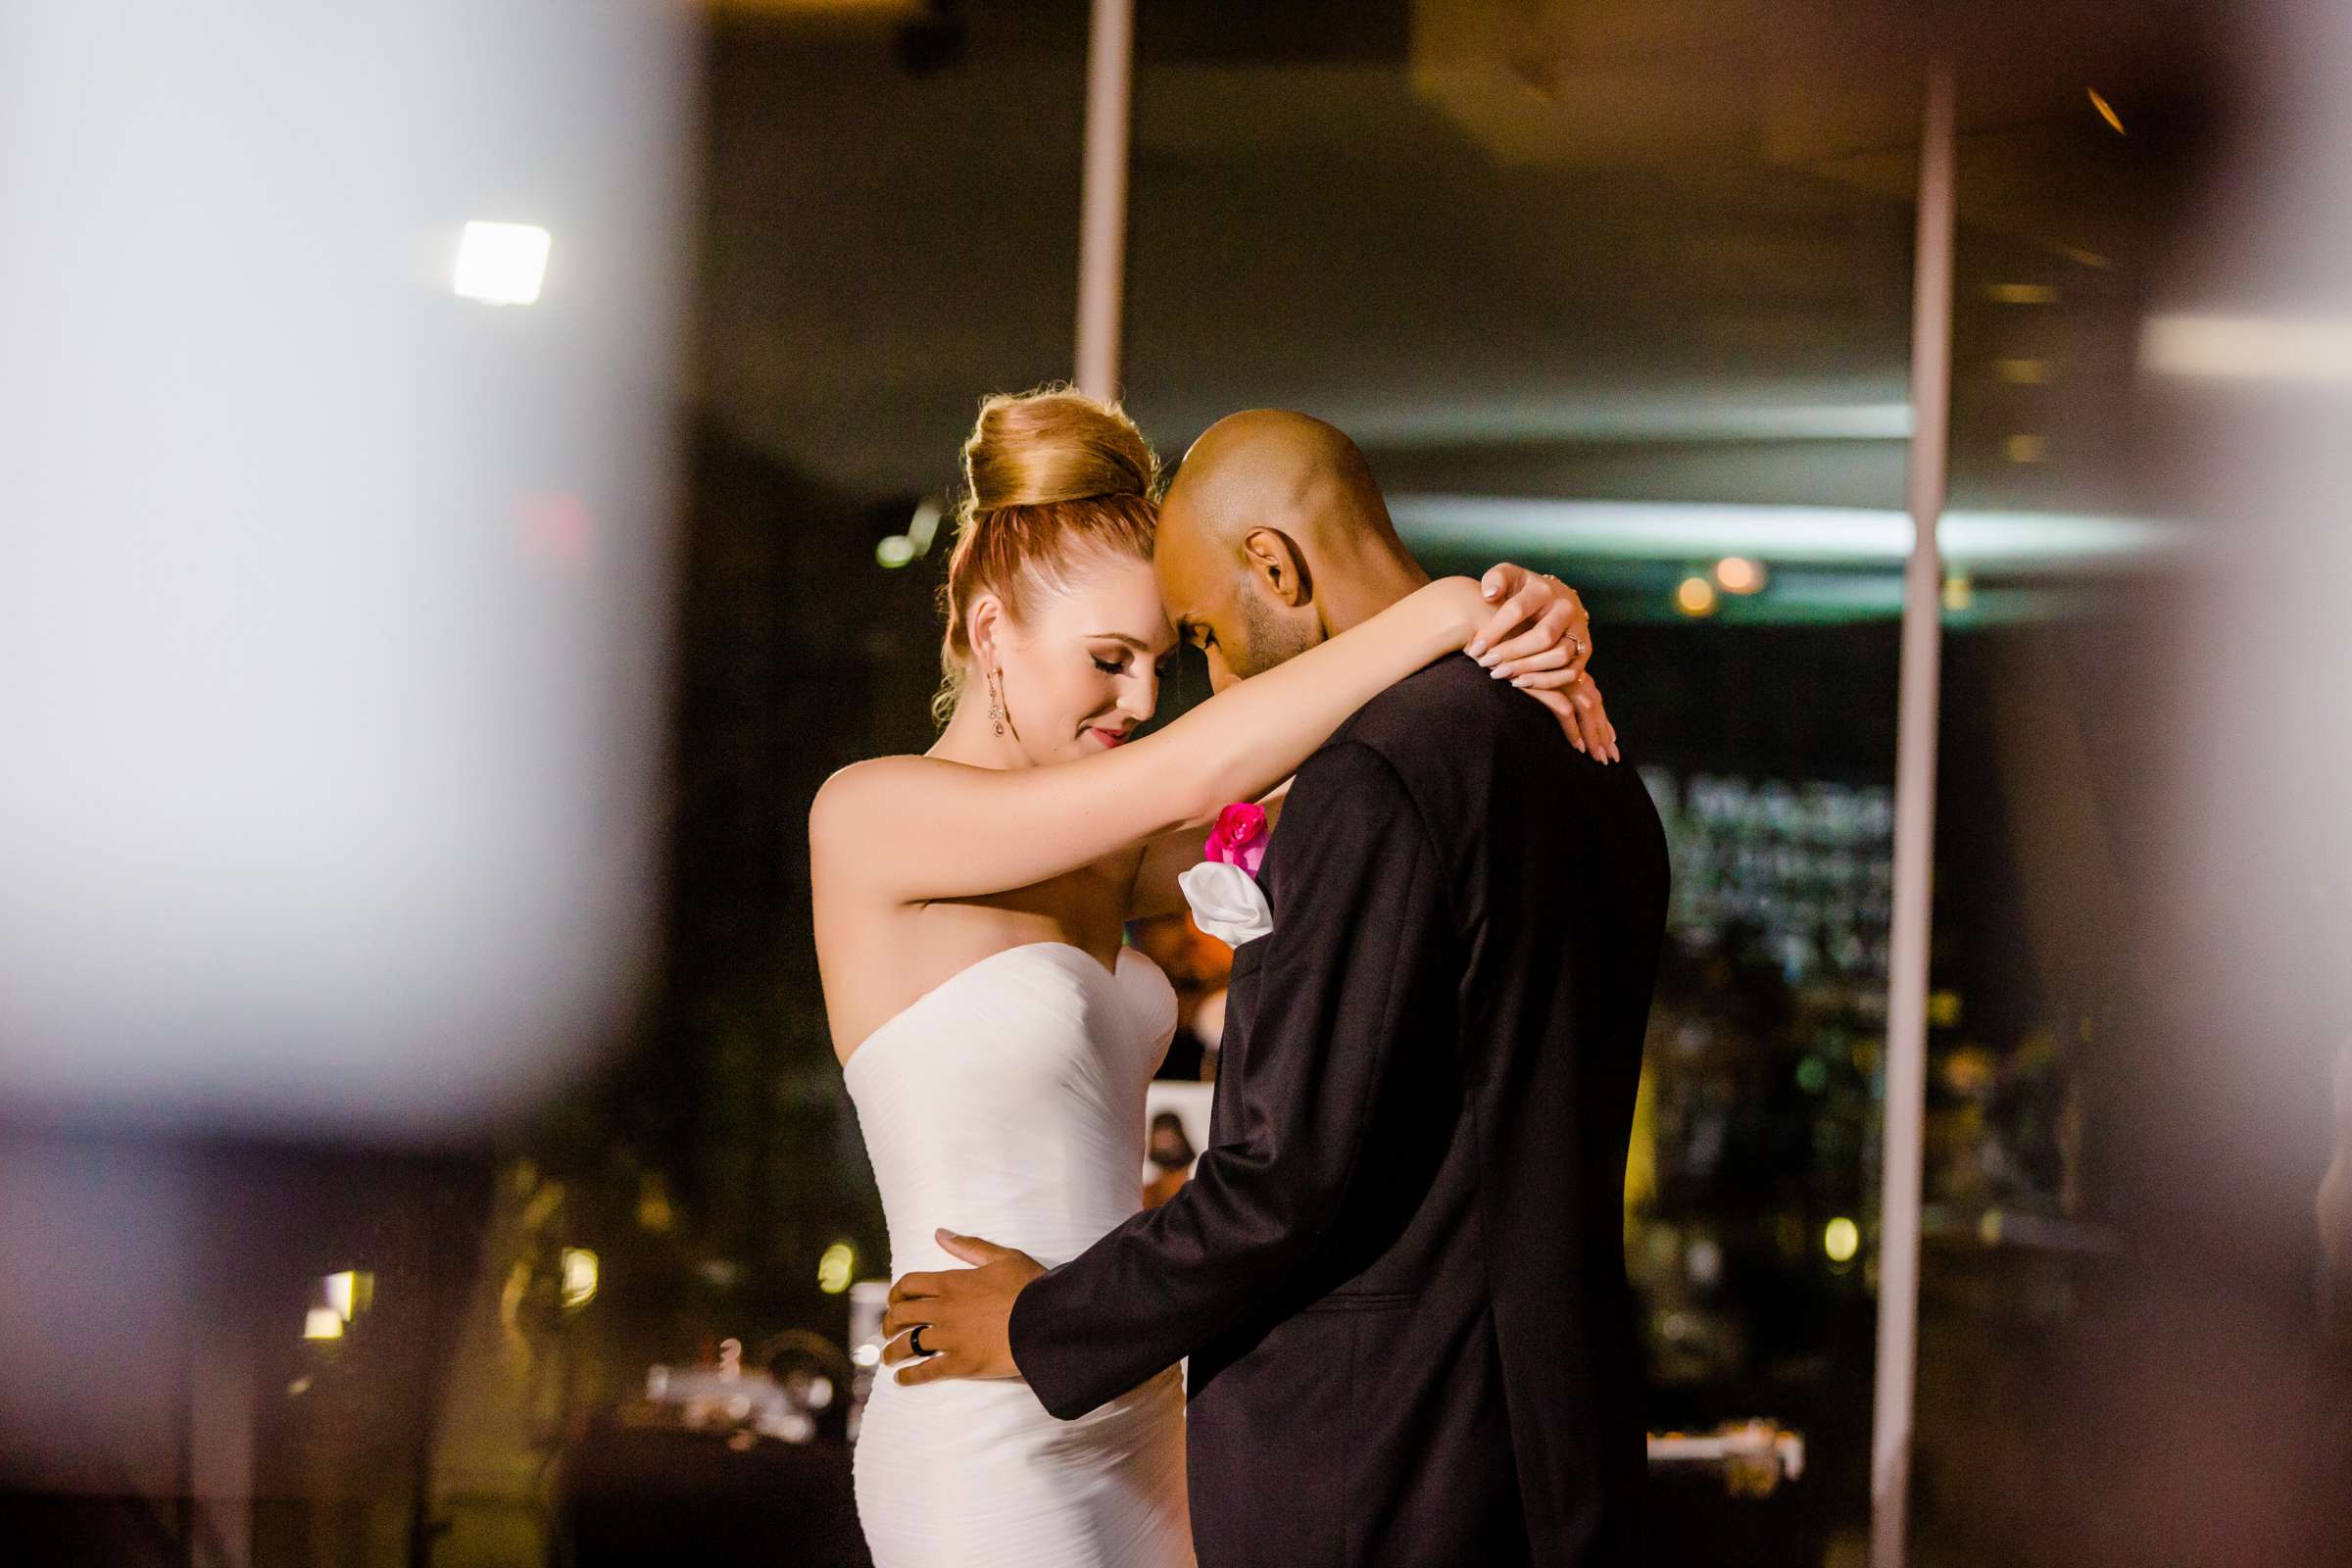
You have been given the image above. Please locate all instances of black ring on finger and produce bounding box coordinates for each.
[908,1324,932,1357]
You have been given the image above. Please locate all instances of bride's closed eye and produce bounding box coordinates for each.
[1092,646,1176,678]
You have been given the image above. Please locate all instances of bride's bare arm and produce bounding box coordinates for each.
[811,579,1494,906]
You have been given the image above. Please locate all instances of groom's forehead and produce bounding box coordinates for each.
[1152,529,1205,614]
[1153,510,1231,593]
[1156,577,1223,642]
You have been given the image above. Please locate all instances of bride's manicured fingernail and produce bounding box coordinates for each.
[1490,665,1509,679]
[1466,639,1488,659]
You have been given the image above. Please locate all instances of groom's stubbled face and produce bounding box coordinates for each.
[1154,410,1413,690]
[1153,493,1323,692]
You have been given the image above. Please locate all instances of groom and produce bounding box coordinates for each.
[883,411,1671,1566]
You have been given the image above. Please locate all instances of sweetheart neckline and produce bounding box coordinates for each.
[838,941,1159,1079]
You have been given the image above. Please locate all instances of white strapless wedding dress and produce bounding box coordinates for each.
[843,942,1194,1568]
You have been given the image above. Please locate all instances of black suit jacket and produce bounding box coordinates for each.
[1007,654,1670,1568]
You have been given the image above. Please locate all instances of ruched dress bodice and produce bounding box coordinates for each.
[843,942,1192,1568]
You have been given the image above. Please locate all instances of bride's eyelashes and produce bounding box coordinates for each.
[1090,648,1175,679]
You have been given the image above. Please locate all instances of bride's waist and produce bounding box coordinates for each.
[880,1202,1141,1275]
[883,1225,1131,1278]
[863,1360,1181,1429]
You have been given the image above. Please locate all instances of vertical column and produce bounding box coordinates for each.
[1870,61,1956,1568]
[1074,0,1136,401]
[190,1325,256,1568]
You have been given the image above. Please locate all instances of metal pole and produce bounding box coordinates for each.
[1074,0,1135,401]
[1870,61,1956,1568]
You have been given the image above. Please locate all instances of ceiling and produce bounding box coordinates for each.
[690,0,2223,613]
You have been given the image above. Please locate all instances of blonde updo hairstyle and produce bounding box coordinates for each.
[934,387,1160,724]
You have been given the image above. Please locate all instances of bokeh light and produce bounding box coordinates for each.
[817,1242,857,1296]
[1674,575,1720,617]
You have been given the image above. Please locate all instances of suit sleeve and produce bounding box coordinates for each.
[1007,739,1452,1419]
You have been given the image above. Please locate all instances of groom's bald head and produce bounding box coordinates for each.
[1153,411,1427,690]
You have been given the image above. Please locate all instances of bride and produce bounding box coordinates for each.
[810,388,1608,1568]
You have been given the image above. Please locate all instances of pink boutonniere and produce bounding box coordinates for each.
[1202,802,1270,878]
[1180,802,1275,949]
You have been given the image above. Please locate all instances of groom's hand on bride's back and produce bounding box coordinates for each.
[881,1229,1045,1384]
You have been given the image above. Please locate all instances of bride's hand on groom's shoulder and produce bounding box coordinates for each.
[880,1230,1046,1385]
[1469,564,1623,763]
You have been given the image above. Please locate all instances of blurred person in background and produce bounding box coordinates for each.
[884,412,1668,1568]
[1189,988,1227,1078]
[1143,1112,1198,1210]
[811,388,1605,1568]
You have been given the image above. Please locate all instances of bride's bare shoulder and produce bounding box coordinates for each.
[813,754,944,825]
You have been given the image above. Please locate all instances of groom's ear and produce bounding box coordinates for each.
[1241,527,1312,610]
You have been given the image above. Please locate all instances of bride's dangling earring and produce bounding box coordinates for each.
[987,667,1005,737]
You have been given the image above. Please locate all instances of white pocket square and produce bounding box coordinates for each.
[1178,860,1273,948]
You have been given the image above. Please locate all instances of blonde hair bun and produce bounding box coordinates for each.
[962,387,1155,514]
[933,387,1160,724]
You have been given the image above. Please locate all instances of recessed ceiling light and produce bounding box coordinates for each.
[2086,86,2126,136]
[2141,313,2352,381]
[454,220,551,306]
[1388,497,2182,571]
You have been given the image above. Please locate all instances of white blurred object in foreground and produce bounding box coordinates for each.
[0,0,696,1133]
